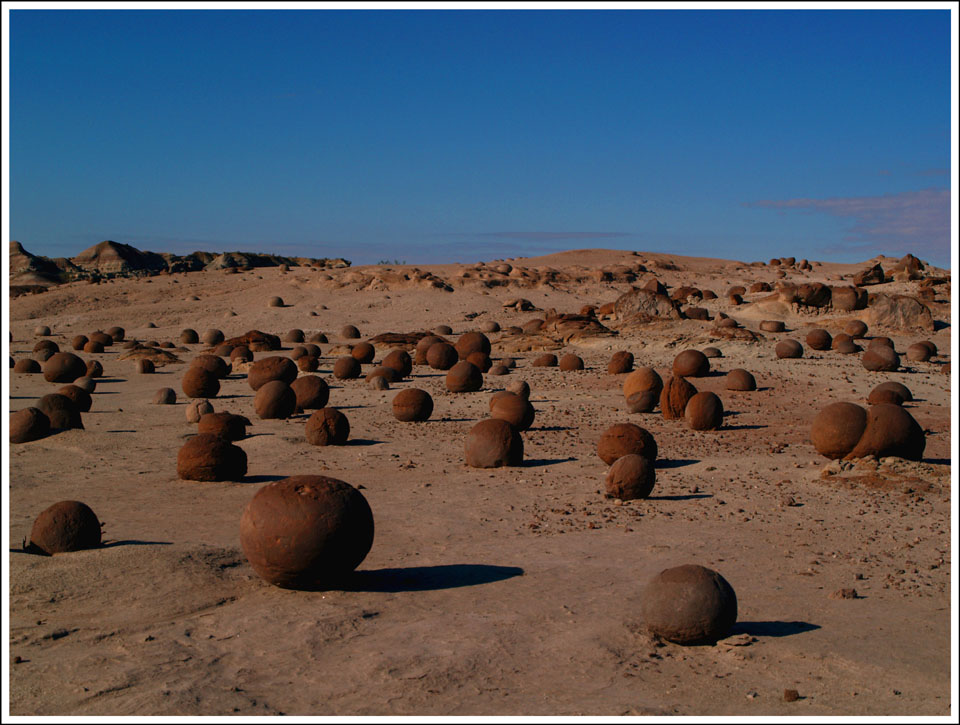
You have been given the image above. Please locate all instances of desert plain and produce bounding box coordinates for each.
[5,244,954,716]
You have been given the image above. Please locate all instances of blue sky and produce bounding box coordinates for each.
[8,8,954,267]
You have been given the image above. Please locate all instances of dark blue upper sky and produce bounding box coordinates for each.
[9,8,953,266]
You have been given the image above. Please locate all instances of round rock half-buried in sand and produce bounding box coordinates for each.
[641,564,738,645]
[28,501,102,555]
[177,433,247,481]
[464,418,524,468]
[810,402,868,460]
[597,423,657,465]
[605,454,655,500]
[10,408,50,444]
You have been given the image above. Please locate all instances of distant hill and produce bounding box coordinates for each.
[8,240,351,288]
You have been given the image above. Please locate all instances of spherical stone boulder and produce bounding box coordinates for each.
[725,369,757,392]
[464,418,524,468]
[559,354,584,371]
[107,326,125,342]
[446,361,483,393]
[867,387,904,406]
[186,399,214,423]
[806,329,832,351]
[427,342,458,370]
[701,347,722,359]
[34,339,59,359]
[759,320,785,333]
[623,367,663,402]
[73,376,96,393]
[641,565,738,645]
[490,392,535,431]
[291,376,329,410]
[918,340,938,357]
[414,335,445,364]
[10,408,50,443]
[308,332,329,344]
[847,403,925,461]
[351,342,375,363]
[182,366,220,399]
[306,408,351,446]
[57,385,92,413]
[177,433,248,481]
[844,320,868,338]
[775,339,803,359]
[42,352,87,383]
[37,394,84,430]
[202,329,225,346]
[284,328,305,343]
[507,380,531,400]
[872,381,913,403]
[297,355,319,372]
[71,335,89,351]
[392,388,434,422]
[364,366,400,384]
[488,364,510,376]
[605,454,655,500]
[481,321,500,333]
[153,387,177,404]
[136,359,155,374]
[268,296,284,308]
[608,351,634,375]
[906,343,931,362]
[810,402,868,459]
[685,392,724,431]
[532,353,558,367]
[597,423,658,465]
[14,358,40,374]
[248,356,298,390]
[198,412,251,440]
[254,380,297,419]
[626,391,658,414]
[239,475,374,590]
[869,336,895,350]
[862,346,900,372]
[488,390,514,411]
[28,501,101,555]
[303,343,322,358]
[673,350,709,377]
[34,325,52,336]
[368,374,389,390]
[215,343,235,357]
[180,329,199,344]
[455,331,492,361]
[86,359,104,378]
[466,351,492,373]
[89,331,113,347]
[382,349,413,379]
[434,324,454,335]
[340,325,361,339]
[660,376,698,419]
[333,356,362,380]
[191,353,229,379]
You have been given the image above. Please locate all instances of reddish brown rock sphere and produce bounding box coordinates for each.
[153,387,177,405]
[351,342,375,363]
[382,349,413,379]
[392,388,434,422]
[806,329,832,351]
[366,366,401,383]
[180,329,200,344]
[434,324,453,335]
[89,331,113,347]
[215,343,235,357]
[415,335,444,364]
[239,475,374,590]
[775,339,804,359]
[34,339,59,358]
[810,402,868,459]
[872,381,912,402]
[725,369,757,391]
[74,376,96,393]
[304,343,322,358]
[660,376,697,419]
[455,331,492,360]
[182,366,221,399]
[488,364,510,376]
[685,392,724,431]
[14,358,40,374]
[641,565,738,645]
[29,501,102,555]
[368,375,389,390]
[268,296,284,308]
[465,418,524,468]
[38,394,84,430]
[918,340,938,357]
[623,367,663,401]
[597,423,658,465]
[248,356,298,390]
[202,329,225,346]
[608,351,634,375]
[906,343,931,362]
[291,376,329,410]
[862,346,900,372]
[34,325,52,336]
[446,361,483,393]
[427,342,458,370]
[306,408,351,446]
[869,337,895,350]
[57,385,92,413]
[844,320,868,338]
[867,387,904,406]
[192,354,229,379]
[85,360,103,378]
[199,412,251,440]
[254,381,297,419]
[333,356,362,379]
[308,332,328,344]
[532,353,558,367]
[848,403,925,461]
[107,326,125,342]
[297,355,319,372]
[42,352,87,383]
[759,320,785,333]
[136,359,155,374]
[10,408,50,443]
[605,454,656,500]
[340,325,361,339]
[626,391,658,414]
[559,354,584,371]
[672,350,710,378]
[177,433,248,481]
[186,399,214,423]
[491,392,535,431]
[507,380,531,400]
[71,335,89,351]
[284,329,305,343]
[702,347,722,359]
[466,351,492,373]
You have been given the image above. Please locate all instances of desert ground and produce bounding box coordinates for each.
[6,247,953,716]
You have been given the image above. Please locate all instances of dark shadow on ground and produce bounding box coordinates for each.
[646,493,713,501]
[723,424,767,431]
[924,458,951,465]
[532,426,575,432]
[728,621,821,638]
[524,457,576,467]
[347,438,383,446]
[345,564,524,592]
[242,474,289,484]
[102,540,174,548]
[656,459,699,469]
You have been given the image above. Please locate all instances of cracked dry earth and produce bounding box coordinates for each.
[7,249,953,716]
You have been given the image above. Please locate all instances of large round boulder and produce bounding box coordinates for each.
[597,423,657,465]
[641,565,738,645]
[464,419,524,468]
[177,433,247,481]
[29,501,102,554]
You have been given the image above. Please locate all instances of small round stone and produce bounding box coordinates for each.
[806,329,832,351]
[559,354,584,371]
[186,399,214,423]
[446,361,483,393]
[333,356,362,380]
[136,359,155,374]
[641,565,738,645]
[254,380,297,419]
[340,325,361,339]
[685,391,724,431]
[42,352,87,383]
[351,342,375,363]
[10,408,50,443]
[305,408,350,445]
[597,423,657,465]
[608,351,634,375]
[673,350,709,377]
[532,353,558,367]
[464,418,524,468]
[725,369,757,391]
[57,385,92,413]
[290,376,330,410]
[775,339,803,359]
[29,501,101,554]
[153,387,177,404]
[427,342,458,370]
[605,454,655,500]
[177,433,248,481]
[392,388,433,422]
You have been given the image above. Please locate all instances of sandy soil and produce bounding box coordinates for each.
[6,249,953,716]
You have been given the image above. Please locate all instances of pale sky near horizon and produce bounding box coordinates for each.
[7,7,955,267]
